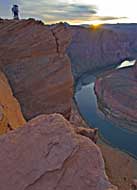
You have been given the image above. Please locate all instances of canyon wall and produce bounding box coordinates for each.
[0,19,119,189]
[67,26,130,79]
[103,24,137,59]
[95,62,137,132]
[0,19,73,120]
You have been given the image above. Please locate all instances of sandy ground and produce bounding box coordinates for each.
[71,101,137,190]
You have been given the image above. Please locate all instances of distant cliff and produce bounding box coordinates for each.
[67,26,130,79]
[95,62,137,132]
[0,19,73,120]
[103,24,137,59]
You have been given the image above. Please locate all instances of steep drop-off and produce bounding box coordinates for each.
[0,70,26,134]
[95,62,137,132]
[0,19,119,189]
[67,26,130,79]
[0,19,73,120]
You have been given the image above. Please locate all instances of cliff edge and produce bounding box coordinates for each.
[0,19,73,120]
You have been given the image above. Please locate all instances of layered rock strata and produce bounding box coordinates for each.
[0,114,117,190]
[0,70,26,134]
[95,62,137,131]
[0,19,73,120]
[67,26,130,79]
[102,24,137,59]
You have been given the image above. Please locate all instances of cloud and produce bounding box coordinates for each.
[97,16,127,21]
[0,0,128,24]
[19,0,97,23]
[84,15,127,23]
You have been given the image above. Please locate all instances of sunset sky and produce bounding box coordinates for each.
[0,0,137,24]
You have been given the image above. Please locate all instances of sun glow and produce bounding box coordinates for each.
[91,22,102,29]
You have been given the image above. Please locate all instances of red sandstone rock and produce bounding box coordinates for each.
[0,19,73,120]
[0,114,117,190]
[95,63,137,131]
[74,127,98,144]
[0,70,26,134]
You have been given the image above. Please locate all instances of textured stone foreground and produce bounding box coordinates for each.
[0,19,73,120]
[0,114,117,190]
[95,62,137,131]
[0,70,26,134]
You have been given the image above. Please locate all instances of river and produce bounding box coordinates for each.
[75,60,137,159]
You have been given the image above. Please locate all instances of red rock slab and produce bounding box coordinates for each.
[0,114,117,190]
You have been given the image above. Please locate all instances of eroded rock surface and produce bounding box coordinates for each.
[0,114,117,190]
[95,62,137,131]
[0,19,73,120]
[0,70,26,134]
[68,26,129,79]
[75,127,98,144]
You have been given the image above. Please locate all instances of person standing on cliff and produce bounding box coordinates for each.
[12,5,19,20]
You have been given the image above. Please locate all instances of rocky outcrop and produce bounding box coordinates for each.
[0,70,26,134]
[0,113,117,190]
[67,26,130,79]
[74,127,98,144]
[95,62,137,132]
[0,19,73,120]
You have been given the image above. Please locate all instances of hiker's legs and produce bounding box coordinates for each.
[14,12,19,20]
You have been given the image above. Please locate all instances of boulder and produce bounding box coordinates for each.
[0,114,117,190]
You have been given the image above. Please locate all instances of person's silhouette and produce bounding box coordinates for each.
[12,5,19,20]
